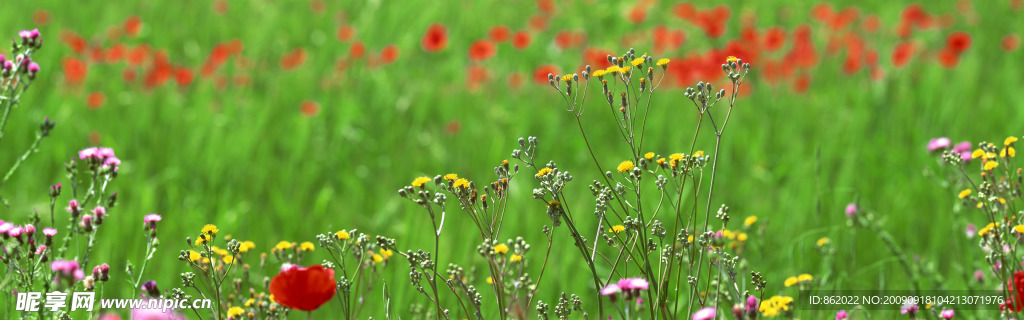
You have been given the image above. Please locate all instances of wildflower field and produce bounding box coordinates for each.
[1,0,1023,319]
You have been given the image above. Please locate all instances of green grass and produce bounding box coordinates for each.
[0,0,1022,318]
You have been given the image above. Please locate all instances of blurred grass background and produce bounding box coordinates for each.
[0,0,1021,318]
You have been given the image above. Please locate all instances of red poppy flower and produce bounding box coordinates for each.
[269,265,336,311]
[793,74,810,94]
[937,48,959,68]
[127,45,150,66]
[891,42,916,68]
[337,26,355,42]
[628,6,646,24]
[212,0,229,15]
[61,31,88,54]
[124,16,143,37]
[533,64,560,84]
[512,31,531,50]
[422,24,448,52]
[122,68,137,83]
[842,53,861,75]
[33,10,50,25]
[673,2,696,20]
[350,41,366,59]
[87,92,105,109]
[309,0,325,13]
[537,0,554,13]
[528,15,547,31]
[300,101,320,117]
[175,68,194,87]
[489,26,510,43]
[468,39,496,61]
[811,3,834,22]
[1003,34,1019,52]
[862,15,880,33]
[63,57,88,84]
[381,45,400,64]
[762,27,786,51]
[946,32,972,54]
[554,31,573,50]
[1003,271,1024,311]
[280,48,307,70]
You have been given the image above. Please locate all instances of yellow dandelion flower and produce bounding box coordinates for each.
[973,149,985,159]
[687,235,694,243]
[274,241,293,251]
[493,243,509,254]
[737,233,748,241]
[245,298,255,307]
[443,173,458,181]
[536,167,553,177]
[617,160,635,173]
[605,66,620,73]
[561,74,574,83]
[977,202,984,208]
[798,274,813,282]
[631,57,645,66]
[609,225,626,233]
[669,153,684,162]
[372,254,384,264]
[453,178,470,189]
[744,216,757,226]
[227,306,244,318]
[1000,197,1007,204]
[644,152,655,160]
[223,255,236,264]
[1002,147,1016,158]
[411,176,431,187]
[213,247,229,256]
[239,241,255,253]
[726,56,739,63]
[380,248,393,258]
[486,277,494,284]
[1015,225,1024,233]
[1006,136,1019,145]
[817,237,830,246]
[656,158,666,165]
[958,189,971,199]
[985,160,999,171]
[784,276,798,287]
[300,241,315,252]
[619,66,631,74]
[201,257,210,264]
[656,58,670,66]
[336,230,350,240]
[188,250,201,262]
[592,69,607,78]
[979,222,998,236]
[548,200,560,207]
[194,234,209,246]
[693,150,705,157]
[202,224,219,235]
[722,229,736,239]
[510,254,522,262]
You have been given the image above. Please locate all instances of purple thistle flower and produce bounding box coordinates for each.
[928,137,951,152]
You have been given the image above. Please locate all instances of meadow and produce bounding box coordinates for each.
[1,0,1023,319]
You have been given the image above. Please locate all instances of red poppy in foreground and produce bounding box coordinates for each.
[269,265,337,311]
[422,23,448,52]
[1002,271,1024,311]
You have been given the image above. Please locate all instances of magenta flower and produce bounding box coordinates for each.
[901,302,919,315]
[600,284,621,296]
[8,226,23,238]
[35,245,47,255]
[836,310,848,319]
[42,227,57,237]
[144,214,162,229]
[974,269,984,283]
[617,277,649,290]
[27,62,39,73]
[928,137,951,152]
[952,141,972,153]
[141,280,160,298]
[745,295,758,313]
[692,307,716,320]
[0,222,13,235]
[2,60,12,71]
[844,203,857,216]
[941,309,954,319]
[23,224,35,236]
[78,147,97,160]
[51,260,85,282]
[66,199,80,213]
[965,223,976,238]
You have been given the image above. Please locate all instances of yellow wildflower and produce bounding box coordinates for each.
[245,298,255,307]
[188,250,201,262]
[239,241,255,253]
[798,274,813,282]
[619,66,631,74]
[536,167,553,177]
[411,176,431,187]
[985,160,998,171]
[687,235,694,243]
[644,152,655,160]
[669,153,684,167]
[510,254,522,262]
[617,160,635,173]
[1015,225,1024,233]
[605,66,620,74]
[759,296,793,317]
[212,247,229,256]
[592,69,607,78]
[744,216,757,226]
[300,242,315,252]
[1002,147,1016,158]
[223,255,236,264]
[202,224,219,236]
[561,74,573,82]
[631,57,645,66]
[380,248,393,258]
[1006,136,1019,145]
[656,58,670,66]
[737,233,748,241]
[609,225,626,233]
[726,56,739,63]
[723,229,736,239]
[973,149,986,160]
[493,243,509,254]
[274,241,294,251]
[548,200,560,208]
[486,277,494,284]
[693,150,705,157]
[817,237,830,246]
[372,254,383,264]
[656,158,666,166]
[453,178,470,189]
[194,234,209,246]
[979,222,998,236]
[958,189,971,199]
[227,306,244,318]
[784,276,798,287]
[443,173,458,181]
[336,230,350,240]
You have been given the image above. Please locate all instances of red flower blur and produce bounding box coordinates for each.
[63,57,88,85]
[280,48,307,70]
[891,42,916,68]
[1002,271,1024,311]
[380,45,400,64]
[300,101,320,117]
[422,24,448,52]
[468,39,496,61]
[946,32,972,54]
[350,41,366,59]
[1004,34,1020,52]
[489,26,510,43]
[533,64,560,85]
[936,48,959,69]
[269,265,337,312]
[512,31,531,50]
[336,26,355,42]
[87,92,105,109]
[124,16,143,37]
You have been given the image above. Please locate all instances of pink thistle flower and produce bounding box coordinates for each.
[43,227,57,237]
[18,30,31,39]
[974,269,984,283]
[0,222,12,235]
[928,137,951,152]
[143,213,161,230]
[35,245,47,255]
[836,310,848,319]
[745,295,758,313]
[617,277,649,290]
[845,203,857,216]
[103,156,121,166]
[2,60,13,71]
[692,307,716,320]
[66,199,80,213]
[23,224,35,236]
[29,29,40,40]
[901,302,919,315]
[941,309,954,319]
[965,224,976,238]
[952,141,972,154]
[97,147,116,159]
[78,147,98,159]
[600,284,621,296]
[27,62,39,73]
[8,226,23,238]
